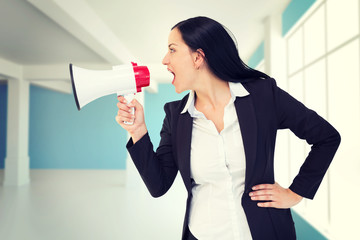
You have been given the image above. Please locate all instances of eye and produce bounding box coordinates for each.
[169,48,175,53]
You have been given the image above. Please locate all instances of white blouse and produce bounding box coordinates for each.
[181,82,253,240]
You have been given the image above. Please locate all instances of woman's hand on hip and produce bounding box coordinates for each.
[115,95,147,143]
[249,182,303,209]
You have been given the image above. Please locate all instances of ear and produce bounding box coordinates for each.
[193,49,205,69]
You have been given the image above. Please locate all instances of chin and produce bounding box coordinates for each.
[174,85,188,94]
[173,82,189,94]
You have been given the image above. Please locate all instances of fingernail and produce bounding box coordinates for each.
[252,186,256,190]
[249,192,253,196]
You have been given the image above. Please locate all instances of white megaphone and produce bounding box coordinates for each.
[69,62,150,124]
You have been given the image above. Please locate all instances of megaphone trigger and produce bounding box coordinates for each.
[122,93,135,125]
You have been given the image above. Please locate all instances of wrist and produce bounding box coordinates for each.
[130,125,148,143]
[287,188,303,201]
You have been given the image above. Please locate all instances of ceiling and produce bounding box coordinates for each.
[0,0,105,65]
[0,0,290,85]
[0,0,291,64]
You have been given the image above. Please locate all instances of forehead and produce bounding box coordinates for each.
[168,28,185,45]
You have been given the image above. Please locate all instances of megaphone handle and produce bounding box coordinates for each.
[121,93,135,125]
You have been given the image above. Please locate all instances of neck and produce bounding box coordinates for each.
[193,71,231,110]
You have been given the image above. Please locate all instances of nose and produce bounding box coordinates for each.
[162,52,169,65]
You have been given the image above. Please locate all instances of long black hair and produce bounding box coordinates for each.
[172,16,269,82]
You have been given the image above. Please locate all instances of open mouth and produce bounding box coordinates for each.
[167,68,175,84]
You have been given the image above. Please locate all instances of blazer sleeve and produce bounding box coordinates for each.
[272,78,341,199]
[126,103,178,198]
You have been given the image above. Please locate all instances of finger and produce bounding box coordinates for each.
[116,111,135,122]
[257,202,275,208]
[252,184,274,190]
[118,115,135,124]
[117,100,136,116]
[251,195,274,201]
[128,99,143,110]
[115,116,124,125]
[117,103,133,114]
[115,115,133,126]
[249,189,272,196]
[117,107,134,117]
[117,95,127,103]
[118,110,133,116]
[117,100,126,108]
[127,99,135,108]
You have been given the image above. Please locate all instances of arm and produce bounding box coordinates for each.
[250,78,341,208]
[273,78,341,199]
[123,102,178,198]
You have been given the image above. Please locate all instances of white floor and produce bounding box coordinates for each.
[0,169,187,240]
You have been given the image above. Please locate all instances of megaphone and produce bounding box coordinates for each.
[69,62,150,124]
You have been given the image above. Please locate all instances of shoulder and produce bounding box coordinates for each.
[240,77,279,100]
[163,93,190,114]
[161,94,190,127]
[241,77,277,91]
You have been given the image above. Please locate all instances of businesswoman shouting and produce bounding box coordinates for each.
[115,16,341,240]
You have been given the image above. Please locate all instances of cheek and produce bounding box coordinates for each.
[177,57,195,76]
[176,51,194,67]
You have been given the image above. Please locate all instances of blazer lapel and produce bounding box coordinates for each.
[176,112,193,191]
[234,95,258,189]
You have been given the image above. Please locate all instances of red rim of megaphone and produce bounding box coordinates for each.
[133,66,150,92]
[132,62,150,92]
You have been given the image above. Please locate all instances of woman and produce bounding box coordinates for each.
[115,16,341,240]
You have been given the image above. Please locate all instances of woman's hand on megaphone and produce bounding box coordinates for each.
[116,96,148,143]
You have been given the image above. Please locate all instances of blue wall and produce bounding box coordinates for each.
[28,85,128,169]
[248,41,264,68]
[0,84,7,168]
[282,0,317,36]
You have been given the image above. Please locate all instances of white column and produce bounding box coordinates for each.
[264,13,287,85]
[4,77,30,186]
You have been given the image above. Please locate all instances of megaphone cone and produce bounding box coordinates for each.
[69,63,150,111]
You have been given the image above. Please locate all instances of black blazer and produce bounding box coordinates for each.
[126,77,341,240]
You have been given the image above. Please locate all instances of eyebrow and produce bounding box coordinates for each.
[168,43,178,48]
